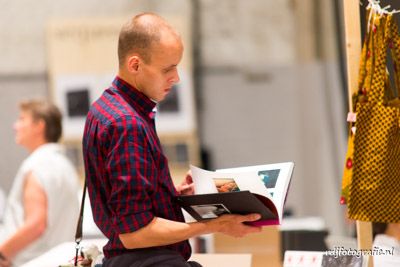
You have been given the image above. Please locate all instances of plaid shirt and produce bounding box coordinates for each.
[82,76,191,259]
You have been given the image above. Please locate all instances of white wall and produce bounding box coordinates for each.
[199,62,347,235]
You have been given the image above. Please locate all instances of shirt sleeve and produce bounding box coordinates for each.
[104,117,155,234]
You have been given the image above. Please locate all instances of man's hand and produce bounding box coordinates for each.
[175,170,195,195]
[206,213,262,238]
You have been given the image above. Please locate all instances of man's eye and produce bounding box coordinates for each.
[164,66,176,73]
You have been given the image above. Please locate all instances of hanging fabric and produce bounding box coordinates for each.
[342,10,400,223]
[341,9,376,205]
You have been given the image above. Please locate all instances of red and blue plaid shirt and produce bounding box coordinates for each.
[82,76,191,259]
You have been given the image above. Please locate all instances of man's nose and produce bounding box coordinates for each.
[171,69,180,84]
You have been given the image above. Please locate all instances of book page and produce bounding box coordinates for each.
[190,165,219,194]
[190,165,271,198]
[217,162,294,221]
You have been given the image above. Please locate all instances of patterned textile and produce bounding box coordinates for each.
[341,10,376,204]
[342,12,400,223]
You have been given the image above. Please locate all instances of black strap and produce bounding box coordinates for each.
[74,179,87,266]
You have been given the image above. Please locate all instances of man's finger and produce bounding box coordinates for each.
[244,225,262,233]
[185,170,193,182]
[238,213,261,222]
[180,184,191,190]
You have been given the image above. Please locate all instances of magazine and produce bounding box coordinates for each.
[176,162,295,226]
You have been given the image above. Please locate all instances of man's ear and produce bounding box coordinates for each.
[126,55,140,73]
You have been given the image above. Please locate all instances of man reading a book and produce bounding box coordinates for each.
[82,12,262,267]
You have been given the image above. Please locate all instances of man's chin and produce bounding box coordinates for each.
[152,91,170,102]
[156,95,168,102]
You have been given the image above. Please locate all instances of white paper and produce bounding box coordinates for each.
[190,162,295,222]
[218,162,294,221]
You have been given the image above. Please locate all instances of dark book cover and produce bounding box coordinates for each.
[176,191,280,226]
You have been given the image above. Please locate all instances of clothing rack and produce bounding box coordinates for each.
[342,1,372,267]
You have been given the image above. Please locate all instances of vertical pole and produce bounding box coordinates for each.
[342,0,361,111]
[342,1,373,266]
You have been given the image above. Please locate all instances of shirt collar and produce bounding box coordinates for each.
[30,143,63,156]
[112,76,157,115]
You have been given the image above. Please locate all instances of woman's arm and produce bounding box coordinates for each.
[0,172,47,260]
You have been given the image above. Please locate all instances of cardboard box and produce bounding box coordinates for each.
[214,226,281,267]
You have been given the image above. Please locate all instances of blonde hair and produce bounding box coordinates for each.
[118,12,179,67]
[19,100,62,142]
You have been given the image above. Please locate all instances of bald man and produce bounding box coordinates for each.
[82,13,261,267]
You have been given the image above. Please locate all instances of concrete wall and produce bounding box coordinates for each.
[0,0,191,191]
[199,62,346,236]
[0,75,47,191]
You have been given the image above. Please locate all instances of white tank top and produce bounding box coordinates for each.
[0,143,80,266]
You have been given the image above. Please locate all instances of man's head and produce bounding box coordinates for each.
[118,13,184,102]
[14,100,62,150]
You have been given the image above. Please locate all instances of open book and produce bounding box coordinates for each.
[176,162,295,226]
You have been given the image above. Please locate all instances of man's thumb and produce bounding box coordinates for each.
[243,213,261,222]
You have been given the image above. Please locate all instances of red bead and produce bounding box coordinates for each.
[346,158,353,169]
[373,25,377,33]
[367,50,371,58]
[361,88,367,95]
[340,196,346,205]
